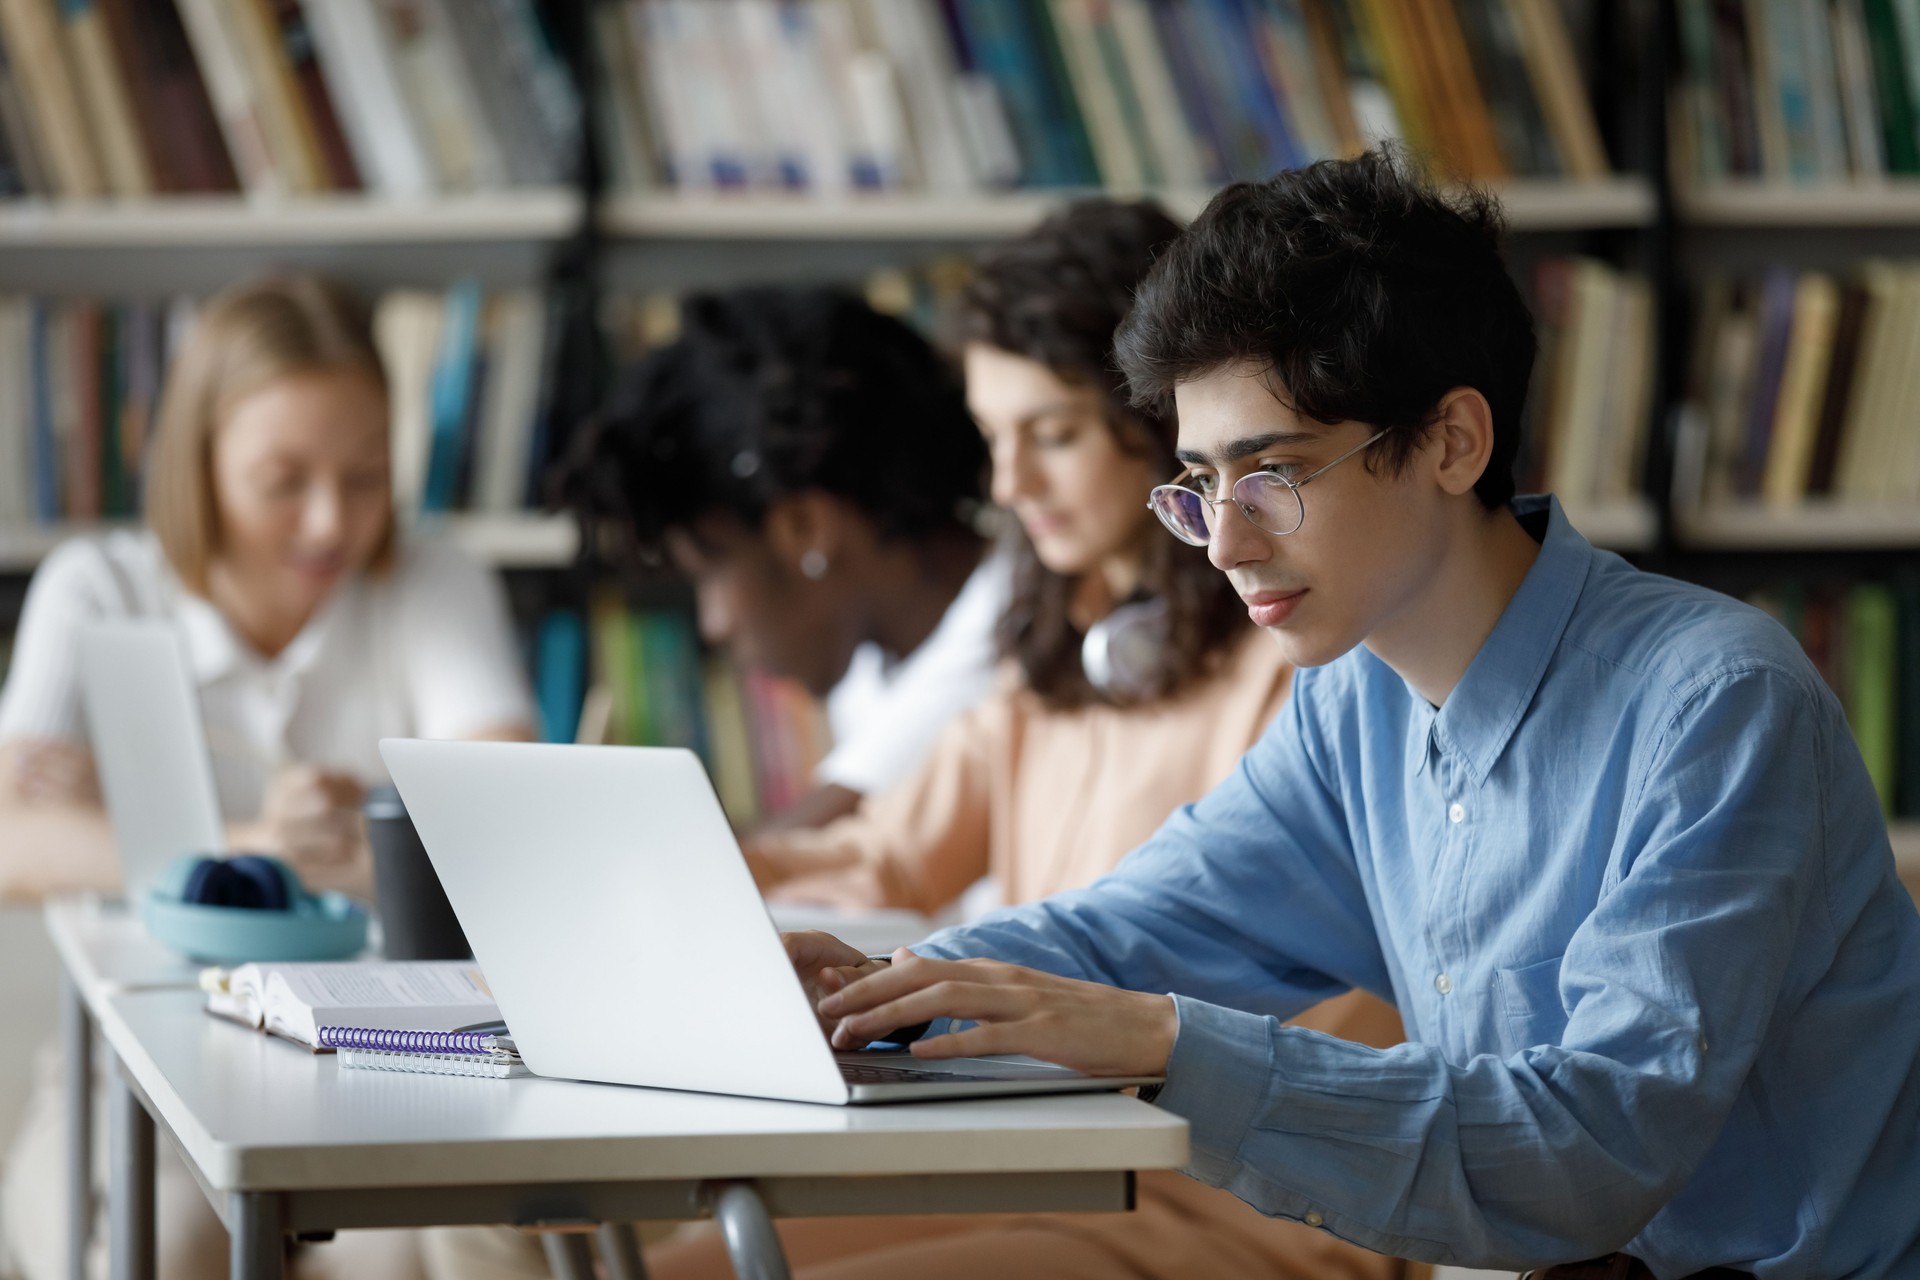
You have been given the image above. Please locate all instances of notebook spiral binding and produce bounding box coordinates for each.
[318,1026,499,1054]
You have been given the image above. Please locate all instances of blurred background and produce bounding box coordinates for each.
[0,0,1916,1202]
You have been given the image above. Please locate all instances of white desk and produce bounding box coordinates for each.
[48,902,1189,1280]
[44,898,206,1280]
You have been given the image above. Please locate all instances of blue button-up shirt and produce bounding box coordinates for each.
[917,496,1920,1276]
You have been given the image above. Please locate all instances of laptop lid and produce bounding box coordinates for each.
[77,621,226,895]
[378,738,855,1105]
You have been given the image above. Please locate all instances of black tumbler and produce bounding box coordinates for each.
[364,784,472,960]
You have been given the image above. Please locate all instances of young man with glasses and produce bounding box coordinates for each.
[789,150,1920,1278]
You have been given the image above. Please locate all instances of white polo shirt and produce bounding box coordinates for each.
[0,531,534,820]
[817,549,1012,796]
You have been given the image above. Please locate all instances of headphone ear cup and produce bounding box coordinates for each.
[179,856,224,906]
[225,855,295,912]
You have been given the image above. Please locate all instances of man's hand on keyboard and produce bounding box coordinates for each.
[816,949,1178,1078]
[781,930,889,1039]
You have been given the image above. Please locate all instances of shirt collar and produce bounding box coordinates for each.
[170,574,353,687]
[1427,494,1592,788]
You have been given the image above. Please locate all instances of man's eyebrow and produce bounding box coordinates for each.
[1175,431,1323,465]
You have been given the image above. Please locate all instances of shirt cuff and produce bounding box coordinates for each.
[1148,995,1275,1186]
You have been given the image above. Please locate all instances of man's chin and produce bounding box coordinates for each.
[1264,623,1356,670]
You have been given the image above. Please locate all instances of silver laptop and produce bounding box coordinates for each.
[378,738,1163,1105]
[77,621,226,895]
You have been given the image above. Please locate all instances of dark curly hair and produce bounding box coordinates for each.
[554,286,986,559]
[960,198,1248,709]
[1115,148,1535,509]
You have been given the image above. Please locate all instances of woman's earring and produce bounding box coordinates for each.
[800,549,830,580]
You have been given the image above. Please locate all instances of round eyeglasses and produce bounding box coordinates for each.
[1146,430,1389,545]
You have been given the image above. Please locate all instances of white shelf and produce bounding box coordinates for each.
[1894,825,1920,882]
[0,179,1654,249]
[0,191,583,247]
[1679,182,1920,227]
[0,515,576,573]
[599,177,1656,240]
[431,513,578,568]
[1676,502,1920,550]
[1561,498,1660,551]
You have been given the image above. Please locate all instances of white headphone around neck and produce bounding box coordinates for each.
[1080,597,1170,701]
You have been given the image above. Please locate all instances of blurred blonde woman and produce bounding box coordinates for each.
[0,275,534,1280]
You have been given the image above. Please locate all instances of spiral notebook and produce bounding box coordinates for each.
[338,1048,529,1079]
[322,1020,528,1079]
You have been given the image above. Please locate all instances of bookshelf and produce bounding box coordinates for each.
[597,178,1658,240]
[0,177,1652,254]
[0,191,584,247]
[1679,182,1920,228]
[1675,503,1920,552]
[1895,825,1920,882]
[0,515,579,575]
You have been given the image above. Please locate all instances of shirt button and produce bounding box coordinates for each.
[1434,973,1453,995]
[1448,802,1465,824]
[1304,1211,1324,1228]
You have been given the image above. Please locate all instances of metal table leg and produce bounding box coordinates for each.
[540,1232,596,1280]
[106,1069,152,1280]
[596,1223,651,1280]
[707,1182,791,1280]
[229,1193,286,1280]
[62,973,92,1280]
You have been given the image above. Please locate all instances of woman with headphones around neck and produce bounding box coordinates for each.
[0,275,534,1280]
[645,203,1409,1280]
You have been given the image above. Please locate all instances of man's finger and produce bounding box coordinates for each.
[831,980,1025,1046]
[817,953,978,1016]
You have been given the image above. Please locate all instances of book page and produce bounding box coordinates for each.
[271,962,495,1010]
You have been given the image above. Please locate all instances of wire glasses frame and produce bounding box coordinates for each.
[1146,430,1390,546]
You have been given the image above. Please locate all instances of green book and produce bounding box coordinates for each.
[1847,584,1898,817]
[1863,0,1920,173]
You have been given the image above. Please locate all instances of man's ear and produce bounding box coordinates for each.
[763,491,851,574]
[1429,387,1495,498]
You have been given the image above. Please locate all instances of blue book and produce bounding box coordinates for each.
[1739,269,1799,498]
[1198,0,1306,174]
[423,281,483,514]
[1151,0,1233,183]
[534,610,587,744]
[956,0,1096,185]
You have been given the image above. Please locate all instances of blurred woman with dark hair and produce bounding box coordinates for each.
[554,286,1008,830]
[648,202,1409,1280]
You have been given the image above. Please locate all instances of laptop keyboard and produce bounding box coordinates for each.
[838,1061,996,1085]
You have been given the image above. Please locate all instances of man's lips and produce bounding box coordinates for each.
[1242,589,1306,627]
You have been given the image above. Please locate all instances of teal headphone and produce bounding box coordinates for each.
[142,854,368,964]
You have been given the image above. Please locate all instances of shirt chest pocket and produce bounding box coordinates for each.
[1495,953,1570,1057]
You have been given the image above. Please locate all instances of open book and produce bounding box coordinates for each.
[201,961,501,1051]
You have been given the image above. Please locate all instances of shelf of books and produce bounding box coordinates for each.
[1675,256,1920,551]
[1671,0,1920,200]
[1678,183,1920,228]
[0,514,576,575]
[0,192,584,248]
